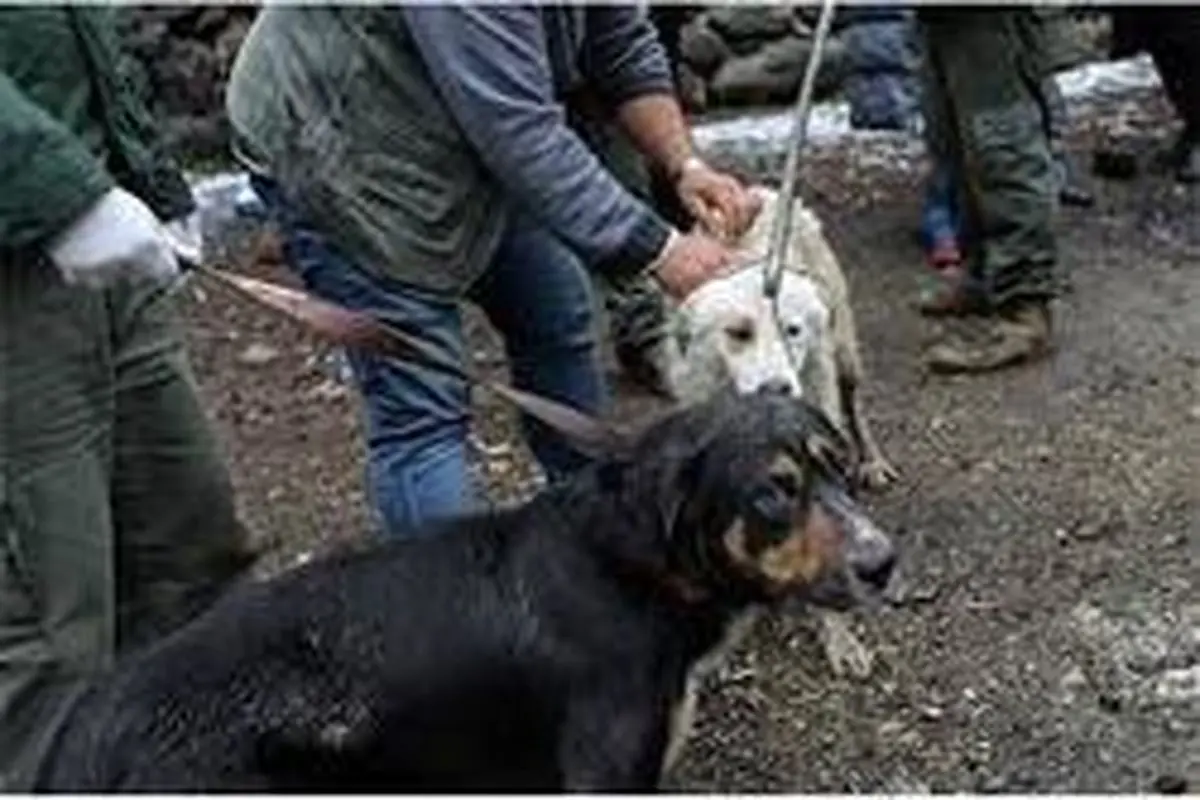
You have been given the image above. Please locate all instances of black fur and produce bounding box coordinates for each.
[37,391,878,792]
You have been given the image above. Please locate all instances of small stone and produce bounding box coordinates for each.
[1054,527,1070,545]
[980,774,1008,793]
[917,704,944,721]
[238,342,280,367]
[679,19,731,78]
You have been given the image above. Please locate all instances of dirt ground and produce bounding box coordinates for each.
[181,89,1196,793]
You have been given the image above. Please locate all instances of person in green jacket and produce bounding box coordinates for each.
[0,8,253,789]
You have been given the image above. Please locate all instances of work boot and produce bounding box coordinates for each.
[1054,150,1096,207]
[916,264,984,318]
[924,302,1052,374]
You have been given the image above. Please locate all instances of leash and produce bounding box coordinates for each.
[187,263,632,461]
[763,0,837,301]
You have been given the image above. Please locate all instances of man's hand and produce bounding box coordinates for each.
[676,158,763,241]
[47,187,180,289]
[649,229,743,301]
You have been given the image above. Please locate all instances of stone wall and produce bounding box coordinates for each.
[675,6,849,112]
[121,5,256,161]
[120,5,1109,162]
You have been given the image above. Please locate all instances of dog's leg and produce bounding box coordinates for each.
[559,689,671,791]
[660,676,699,779]
[837,373,899,491]
[818,610,875,679]
[805,340,846,432]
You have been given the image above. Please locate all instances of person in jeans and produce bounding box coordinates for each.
[227,6,760,535]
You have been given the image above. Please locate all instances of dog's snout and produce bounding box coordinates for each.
[849,534,897,591]
[757,378,795,397]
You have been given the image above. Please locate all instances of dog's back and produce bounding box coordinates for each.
[38,501,715,791]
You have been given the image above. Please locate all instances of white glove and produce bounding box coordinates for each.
[47,187,180,289]
[163,210,203,268]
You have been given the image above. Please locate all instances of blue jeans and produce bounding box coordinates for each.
[921,160,960,251]
[251,176,607,537]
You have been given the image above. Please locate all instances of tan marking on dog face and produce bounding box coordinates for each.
[722,452,844,593]
[756,502,841,589]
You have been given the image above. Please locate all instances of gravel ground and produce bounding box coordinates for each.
[180,88,1196,792]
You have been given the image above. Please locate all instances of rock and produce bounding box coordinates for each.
[679,18,732,79]
[121,6,258,160]
[709,32,848,110]
[710,52,785,108]
[238,343,281,367]
[760,33,812,73]
[706,6,797,47]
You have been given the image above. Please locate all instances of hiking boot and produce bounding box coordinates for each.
[924,302,1052,375]
[916,264,984,318]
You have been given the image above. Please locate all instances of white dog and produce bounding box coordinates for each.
[661,185,897,678]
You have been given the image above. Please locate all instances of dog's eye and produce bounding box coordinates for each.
[768,471,800,497]
[724,321,754,344]
[784,323,804,339]
[747,471,804,528]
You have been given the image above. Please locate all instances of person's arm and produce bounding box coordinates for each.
[581,5,697,182]
[0,71,115,251]
[399,5,673,281]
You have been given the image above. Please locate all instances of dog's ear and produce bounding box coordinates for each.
[488,382,634,461]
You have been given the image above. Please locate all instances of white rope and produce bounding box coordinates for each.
[763,0,838,300]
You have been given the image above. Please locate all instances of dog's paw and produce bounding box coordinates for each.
[857,457,899,491]
[819,614,875,679]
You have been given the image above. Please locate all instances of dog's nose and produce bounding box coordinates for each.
[757,378,794,397]
[850,536,897,592]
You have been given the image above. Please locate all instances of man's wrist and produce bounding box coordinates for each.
[646,227,682,287]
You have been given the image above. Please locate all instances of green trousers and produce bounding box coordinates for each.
[0,258,253,789]
[920,8,1059,308]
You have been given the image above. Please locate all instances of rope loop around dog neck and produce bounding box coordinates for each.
[763,0,837,302]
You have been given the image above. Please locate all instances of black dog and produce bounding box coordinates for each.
[38,391,896,792]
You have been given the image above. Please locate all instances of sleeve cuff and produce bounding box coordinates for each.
[592,210,675,284]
